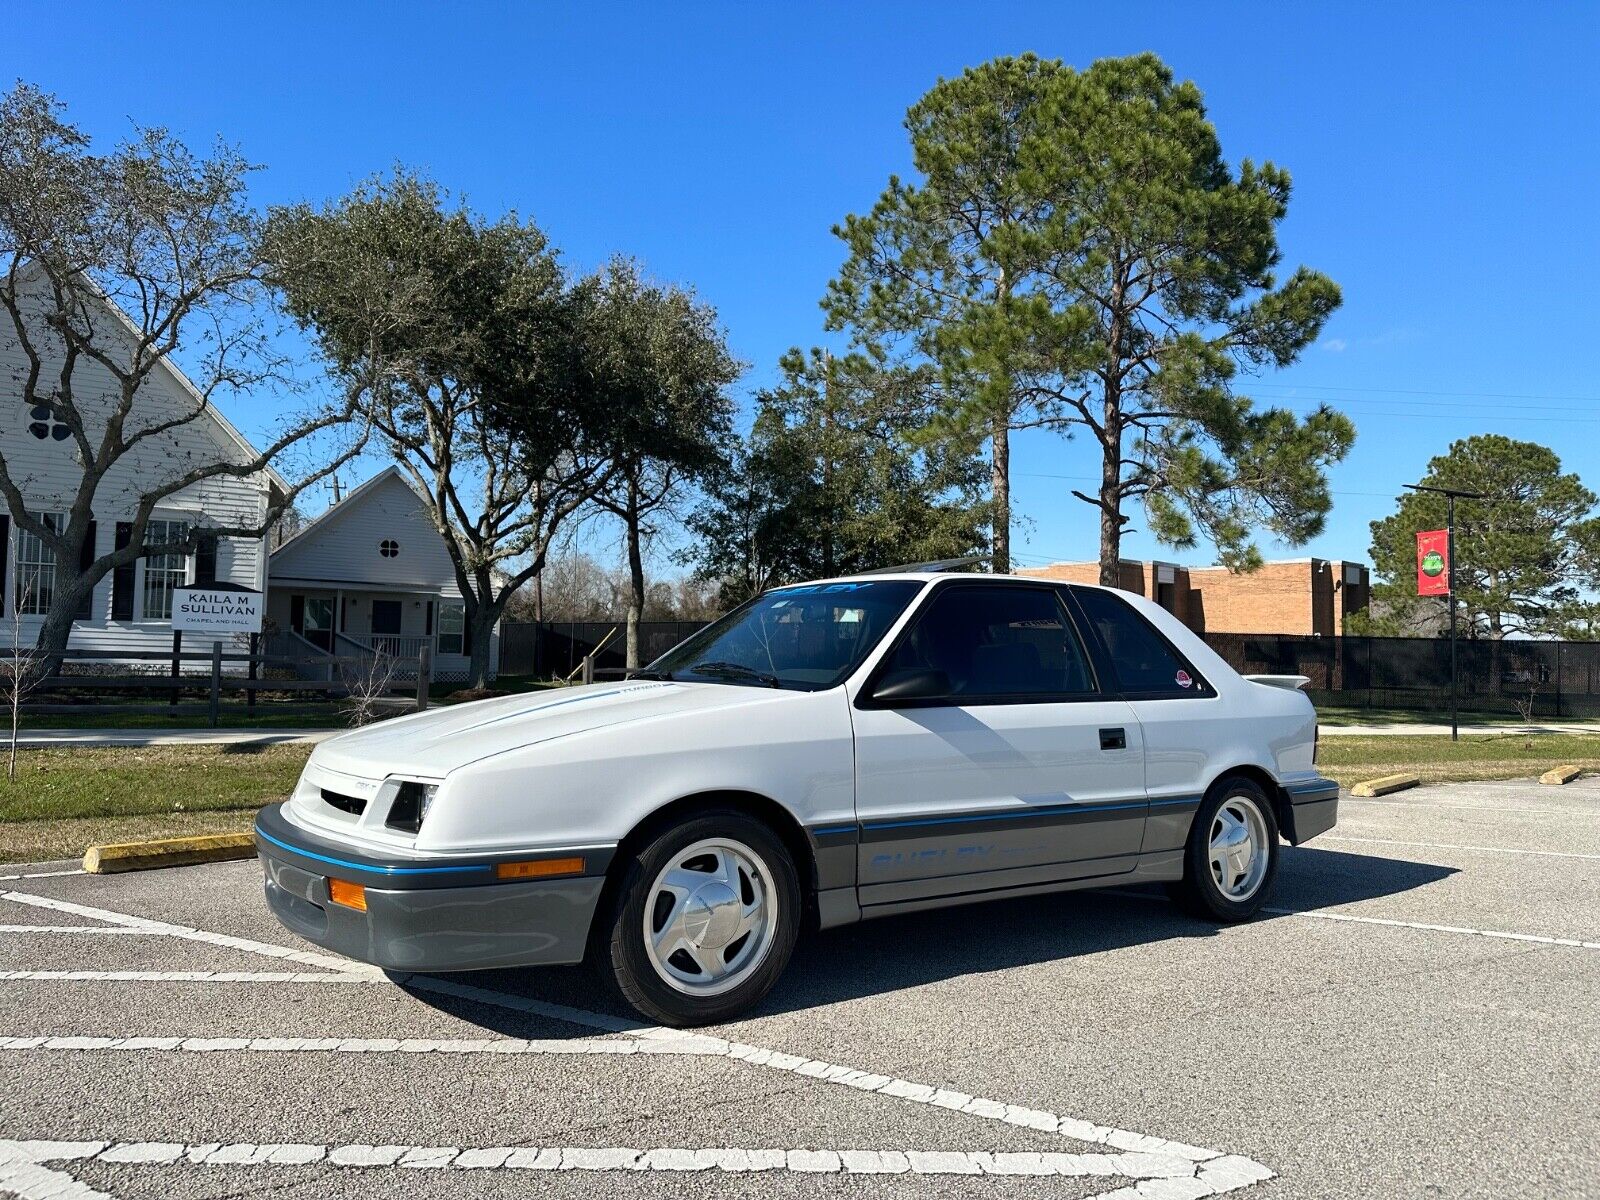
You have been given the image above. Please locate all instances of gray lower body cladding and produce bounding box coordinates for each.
[1282,780,1340,845]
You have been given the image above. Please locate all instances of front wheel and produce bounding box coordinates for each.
[598,810,800,1027]
[1172,777,1280,921]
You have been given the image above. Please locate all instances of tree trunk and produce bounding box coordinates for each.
[31,585,84,679]
[533,571,544,623]
[991,418,1010,574]
[465,604,497,690]
[1098,389,1123,588]
[625,478,645,670]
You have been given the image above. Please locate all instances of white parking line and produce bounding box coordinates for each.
[0,970,374,982]
[1313,834,1600,861]
[0,870,86,882]
[1345,797,1600,818]
[1262,906,1600,950]
[0,1156,113,1200]
[0,1138,1274,1191]
[0,888,1277,1197]
[0,890,379,975]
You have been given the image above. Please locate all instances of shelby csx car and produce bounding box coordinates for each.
[256,569,1336,1025]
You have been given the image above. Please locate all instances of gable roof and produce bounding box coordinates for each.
[268,464,416,560]
[269,465,516,592]
[10,261,291,493]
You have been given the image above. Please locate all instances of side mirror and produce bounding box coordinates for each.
[870,668,951,704]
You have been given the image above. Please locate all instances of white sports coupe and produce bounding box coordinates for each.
[256,568,1337,1025]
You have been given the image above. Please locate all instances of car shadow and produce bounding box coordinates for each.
[395,845,1456,1033]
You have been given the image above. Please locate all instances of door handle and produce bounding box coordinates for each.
[1099,727,1127,751]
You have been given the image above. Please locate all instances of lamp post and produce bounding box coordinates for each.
[1405,483,1485,741]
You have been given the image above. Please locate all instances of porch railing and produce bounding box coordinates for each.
[339,632,433,661]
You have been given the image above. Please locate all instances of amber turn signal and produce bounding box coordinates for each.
[327,878,367,911]
[496,856,585,880]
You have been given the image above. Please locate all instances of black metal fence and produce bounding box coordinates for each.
[503,620,1600,717]
[498,621,706,679]
[1204,633,1600,718]
[11,645,432,726]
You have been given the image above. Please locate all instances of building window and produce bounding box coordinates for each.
[15,513,62,615]
[140,519,190,620]
[379,539,399,558]
[26,404,70,442]
[437,602,465,655]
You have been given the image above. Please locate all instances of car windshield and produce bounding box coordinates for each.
[641,580,925,690]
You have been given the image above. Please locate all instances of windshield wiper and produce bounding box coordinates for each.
[626,669,672,681]
[687,660,781,688]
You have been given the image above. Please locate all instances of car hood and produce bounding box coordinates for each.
[309,680,789,780]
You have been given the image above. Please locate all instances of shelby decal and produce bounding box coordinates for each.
[870,845,1028,870]
[777,582,871,595]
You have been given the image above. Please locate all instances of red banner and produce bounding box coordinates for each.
[1416,529,1450,596]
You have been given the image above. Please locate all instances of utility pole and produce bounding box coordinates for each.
[1405,482,1485,741]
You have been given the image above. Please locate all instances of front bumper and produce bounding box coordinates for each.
[254,803,609,973]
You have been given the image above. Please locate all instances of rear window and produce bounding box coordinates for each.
[1072,587,1209,698]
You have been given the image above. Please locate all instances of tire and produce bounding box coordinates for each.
[597,809,801,1027]
[1172,776,1280,921]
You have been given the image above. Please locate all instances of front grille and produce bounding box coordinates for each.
[320,788,366,816]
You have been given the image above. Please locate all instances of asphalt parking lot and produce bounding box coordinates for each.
[3,779,1597,1199]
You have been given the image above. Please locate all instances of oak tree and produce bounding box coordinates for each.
[0,82,360,659]
[265,172,600,688]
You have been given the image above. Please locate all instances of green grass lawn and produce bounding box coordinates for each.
[0,744,311,863]
[1317,732,1600,787]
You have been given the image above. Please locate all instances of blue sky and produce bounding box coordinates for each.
[9,2,1600,574]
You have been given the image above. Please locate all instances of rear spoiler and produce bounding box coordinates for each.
[1244,674,1311,692]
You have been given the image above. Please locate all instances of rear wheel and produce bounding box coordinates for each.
[598,810,800,1027]
[1172,777,1280,921]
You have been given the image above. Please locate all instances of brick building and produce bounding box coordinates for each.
[1018,558,1370,637]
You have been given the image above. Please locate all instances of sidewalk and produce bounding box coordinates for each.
[14,728,339,748]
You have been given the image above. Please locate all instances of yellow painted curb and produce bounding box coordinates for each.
[83,833,257,874]
[1350,773,1420,798]
[1539,764,1582,786]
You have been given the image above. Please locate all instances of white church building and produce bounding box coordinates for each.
[1,270,492,681]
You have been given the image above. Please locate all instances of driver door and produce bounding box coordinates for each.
[849,581,1147,908]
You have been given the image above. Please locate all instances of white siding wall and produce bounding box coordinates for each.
[0,273,272,658]
[269,470,497,681]
[271,474,462,592]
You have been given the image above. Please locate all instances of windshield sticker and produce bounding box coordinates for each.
[775,582,873,595]
[1175,669,1193,689]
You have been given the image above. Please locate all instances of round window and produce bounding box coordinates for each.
[27,404,70,441]
[379,539,399,558]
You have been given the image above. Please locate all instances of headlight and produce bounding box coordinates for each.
[385,780,440,834]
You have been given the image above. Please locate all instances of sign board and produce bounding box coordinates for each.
[1415,529,1450,596]
[172,587,263,636]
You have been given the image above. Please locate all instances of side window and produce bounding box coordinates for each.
[1072,587,1207,697]
[437,603,466,655]
[879,585,1096,700]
